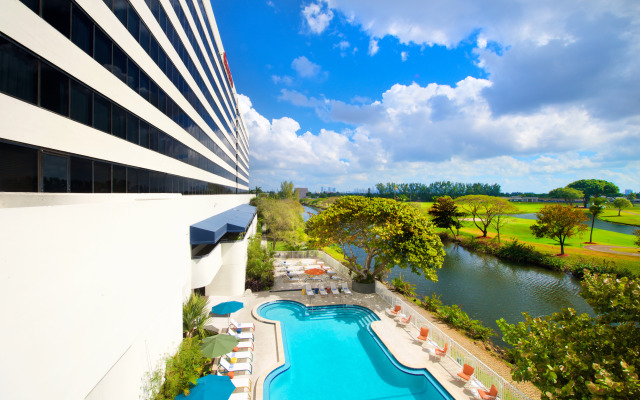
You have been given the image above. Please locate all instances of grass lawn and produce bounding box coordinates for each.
[598,206,640,227]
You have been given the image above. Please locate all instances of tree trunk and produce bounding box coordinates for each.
[618,209,621,216]
[560,240,565,255]
[590,216,596,243]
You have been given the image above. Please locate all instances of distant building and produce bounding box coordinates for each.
[509,196,539,202]
[295,187,308,199]
[625,189,633,195]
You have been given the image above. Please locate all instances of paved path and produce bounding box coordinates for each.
[583,244,640,257]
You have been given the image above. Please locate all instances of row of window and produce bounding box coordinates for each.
[0,140,244,194]
[0,35,239,185]
[100,0,237,148]
[18,0,238,164]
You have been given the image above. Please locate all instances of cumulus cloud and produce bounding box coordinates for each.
[368,38,379,56]
[302,2,334,34]
[291,56,326,79]
[400,51,408,62]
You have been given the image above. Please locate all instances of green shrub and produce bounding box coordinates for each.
[421,292,443,312]
[437,304,495,342]
[391,273,417,297]
[246,236,274,291]
[568,257,632,279]
[182,293,211,339]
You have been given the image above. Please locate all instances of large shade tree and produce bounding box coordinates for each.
[455,195,514,238]
[567,179,619,207]
[548,187,584,205]
[530,204,589,255]
[611,198,633,216]
[498,272,640,399]
[428,196,465,238]
[306,196,445,282]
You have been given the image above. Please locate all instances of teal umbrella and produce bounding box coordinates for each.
[200,334,239,359]
[175,374,235,400]
[210,301,243,315]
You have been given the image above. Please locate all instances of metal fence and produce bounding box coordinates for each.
[275,250,531,400]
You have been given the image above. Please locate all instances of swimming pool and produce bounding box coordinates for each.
[257,301,454,400]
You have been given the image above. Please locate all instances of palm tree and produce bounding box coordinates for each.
[587,198,606,243]
[182,293,210,339]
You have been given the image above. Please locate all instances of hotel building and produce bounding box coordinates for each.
[0,0,254,398]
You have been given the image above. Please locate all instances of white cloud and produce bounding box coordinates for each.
[271,75,294,85]
[368,38,379,56]
[302,2,334,34]
[400,51,408,61]
[291,56,326,79]
[337,40,350,50]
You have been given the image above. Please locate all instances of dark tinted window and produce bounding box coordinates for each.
[127,58,139,92]
[113,45,127,83]
[94,28,112,71]
[149,36,158,64]
[40,62,69,116]
[93,93,111,133]
[127,167,139,193]
[158,88,167,113]
[149,80,158,107]
[0,141,38,192]
[71,4,93,55]
[149,171,159,193]
[149,127,159,151]
[112,164,126,192]
[70,80,92,125]
[42,0,71,39]
[113,0,127,27]
[126,113,138,144]
[42,153,68,192]
[112,104,126,138]
[70,156,92,193]
[127,6,139,40]
[93,161,111,193]
[138,169,149,193]
[139,121,149,148]
[139,71,149,101]
[19,0,39,13]
[139,22,150,54]
[0,36,38,104]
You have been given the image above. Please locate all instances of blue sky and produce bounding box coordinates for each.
[211,0,640,194]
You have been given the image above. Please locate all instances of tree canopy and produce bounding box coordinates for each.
[548,187,584,205]
[567,179,619,207]
[498,272,640,399]
[530,204,589,255]
[587,198,607,243]
[455,195,514,238]
[278,180,295,200]
[611,198,633,216]
[255,197,305,250]
[428,196,465,238]
[306,196,445,282]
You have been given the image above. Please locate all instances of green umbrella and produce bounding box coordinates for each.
[199,334,239,359]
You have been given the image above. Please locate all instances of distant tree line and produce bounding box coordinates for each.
[374,181,501,201]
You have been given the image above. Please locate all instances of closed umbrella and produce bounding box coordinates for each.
[174,374,235,400]
[200,334,239,359]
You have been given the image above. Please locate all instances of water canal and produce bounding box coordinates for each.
[303,206,594,346]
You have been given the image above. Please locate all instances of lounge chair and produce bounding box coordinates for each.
[456,364,475,386]
[341,282,352,295]
[228,331,254,341]
[230,318,255,332]
[385,305,402,318]
[329,282,340,295]
[398,314,412,326]
[305,283,315,298]
[234,342,254,351]
[229,393,251,400]
[477,384,498,400]
[231,376,252,392]
[330,275,344,281]
[225,350,254,362]
[434,343,448,359]
[317,284,328,296]
[416,327,429,344]
[285,274,301,282]
[219,357,252,374]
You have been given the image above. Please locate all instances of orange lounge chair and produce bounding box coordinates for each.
[416,327,429,344]
[457,364,475,386]
[477,384,498,400]
[386,305,402,317]
[434,343,448,359]
[398,314,412,326]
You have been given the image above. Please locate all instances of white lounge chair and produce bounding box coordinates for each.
[219,357,252,374]
[341,282,352,295]
[234,341,254,351]
[228,331,254,341]
[231,377,252,392]
[225,350,253,362]
[329,282,340,295]
[285,274,301,282]
[317,284,328,296]
[230,318,255,332]
[305,283,315,298]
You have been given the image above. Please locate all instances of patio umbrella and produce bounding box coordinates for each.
[174,374,235,400]
[200,334,239,359]
[211,301,244,330]
[305,268,326,276]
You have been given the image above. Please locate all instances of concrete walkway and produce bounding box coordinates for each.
[206,261,496,400]
[583,244,640,257]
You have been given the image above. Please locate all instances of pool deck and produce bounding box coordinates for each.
[206,261,489,400]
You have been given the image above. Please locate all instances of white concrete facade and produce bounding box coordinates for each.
[0,0,253,398]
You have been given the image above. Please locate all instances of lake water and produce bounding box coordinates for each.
[514,213,636,235]
[302,206,595,346]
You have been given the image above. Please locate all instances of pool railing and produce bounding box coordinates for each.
[274,250,532,400]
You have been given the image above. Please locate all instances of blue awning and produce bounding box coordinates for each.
[190,204,257,245]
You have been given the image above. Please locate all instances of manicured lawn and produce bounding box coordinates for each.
[598,206,640,227]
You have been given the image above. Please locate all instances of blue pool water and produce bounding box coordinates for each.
[258,301,453,400]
